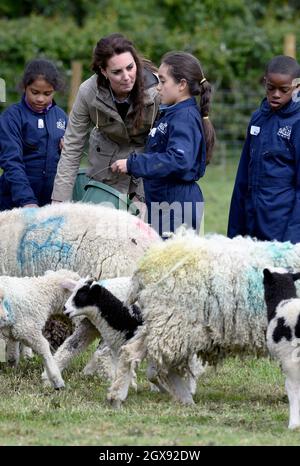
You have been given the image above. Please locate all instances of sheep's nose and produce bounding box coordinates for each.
[63,305,68,314]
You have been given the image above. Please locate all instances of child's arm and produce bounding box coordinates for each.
[227,126,251,238]
[0,109,38,207]
[282,120,300,243]
[125,112,203,180]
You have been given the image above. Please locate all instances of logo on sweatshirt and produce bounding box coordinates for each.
[157,122,168,135]
[277,125,292,140]
[56,119,66,130]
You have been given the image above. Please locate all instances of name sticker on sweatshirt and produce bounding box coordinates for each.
[250,125,260,136]
[38,118,44,129]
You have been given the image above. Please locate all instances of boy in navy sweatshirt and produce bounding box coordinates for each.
[228,55,300,243]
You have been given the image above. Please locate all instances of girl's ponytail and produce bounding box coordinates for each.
[199,80,216,164]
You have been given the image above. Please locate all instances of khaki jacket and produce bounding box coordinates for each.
[52,71,159,201]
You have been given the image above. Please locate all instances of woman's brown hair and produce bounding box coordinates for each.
[92,33,156,130]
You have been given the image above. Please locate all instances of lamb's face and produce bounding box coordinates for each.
[63,278,96,318]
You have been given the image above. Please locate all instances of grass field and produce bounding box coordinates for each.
[201,157,238,235]
[2,158,300,446]
[0,346,298,446]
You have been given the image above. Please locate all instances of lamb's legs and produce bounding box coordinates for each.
[27,336,65,389]
[107,335,147,407]
[285,375,300,429]
[42,318,99,384]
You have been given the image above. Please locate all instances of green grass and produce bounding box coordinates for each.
[201,158,238,235]
[0,347,298,446]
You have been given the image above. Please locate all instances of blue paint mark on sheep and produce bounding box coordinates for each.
[17,216,73,272]
[245,267,265,316]
[265,242,293,266]
[98,279,108,288]
[0,298,15,327]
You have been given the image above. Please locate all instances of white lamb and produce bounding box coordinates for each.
[0,202,160,370]
[263,268,300,430]
[0,269,80,388]
[107,229,300,407]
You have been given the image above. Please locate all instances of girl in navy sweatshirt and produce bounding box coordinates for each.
[0,59,67,209]
[111,51,215,236]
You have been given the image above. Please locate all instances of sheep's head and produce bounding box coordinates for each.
[263,268,300,321]
[61,277,97,319]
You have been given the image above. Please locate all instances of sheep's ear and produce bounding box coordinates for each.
[292,272,300,282]
[60,278,78,291]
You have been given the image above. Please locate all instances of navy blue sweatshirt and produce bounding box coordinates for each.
[228,97,300,243]
[127,97,206,235]
[0,95,67,209]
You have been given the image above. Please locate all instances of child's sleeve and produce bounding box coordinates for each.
[0,109,38,206]
[227,125,251,238]
[127,112,202,179]
[282,120,300,243]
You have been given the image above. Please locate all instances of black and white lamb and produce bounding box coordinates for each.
[46,276,202,396]
[0,269,80,389]
[263,268,300,430]
[61,276,143,386]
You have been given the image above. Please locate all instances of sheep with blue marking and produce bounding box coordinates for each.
[263,268,300,429]
[107,230,300,407]
[0,269,80,388]
[0,202,160,370]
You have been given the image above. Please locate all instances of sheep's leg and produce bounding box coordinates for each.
[5,338,20,367]
[285,374,300,429]
[41,318,99,385]
[107,335,147,408]
[82,341,116,381]
[146,360,167,393]
[27,336,65,389]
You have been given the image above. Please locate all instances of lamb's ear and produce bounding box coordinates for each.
[263,268,272,281]
[292,272,300,282]
[60,278,78,291]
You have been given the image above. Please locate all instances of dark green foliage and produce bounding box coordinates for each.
[1,0,300,161]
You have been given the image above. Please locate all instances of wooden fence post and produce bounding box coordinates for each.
[68,61,82,113]
[284,33,296,58]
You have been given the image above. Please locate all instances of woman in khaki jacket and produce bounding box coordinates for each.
[51,33,160,203]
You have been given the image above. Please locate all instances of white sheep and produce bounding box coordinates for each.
[107,230,300,406]
[263,268,300,430]
[0,202,160,371]
[0,269,80,388]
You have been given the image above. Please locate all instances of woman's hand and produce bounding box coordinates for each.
[111,159,128,174]
[23,204,38,208]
